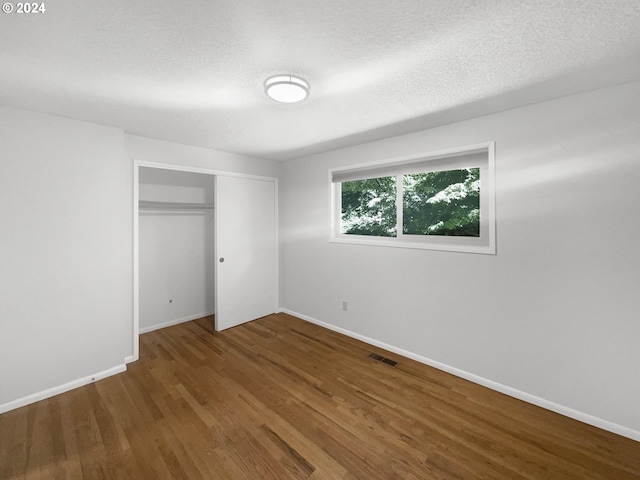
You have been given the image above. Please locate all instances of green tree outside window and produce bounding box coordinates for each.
[341,176,396,236]
[341,168,480,237]
[403,168,480,236]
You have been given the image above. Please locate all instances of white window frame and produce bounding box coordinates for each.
[329,142,496,254]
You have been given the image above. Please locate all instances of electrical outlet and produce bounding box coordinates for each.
[342,301,348,311]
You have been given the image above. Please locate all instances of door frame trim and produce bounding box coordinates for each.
[132,160,278,362]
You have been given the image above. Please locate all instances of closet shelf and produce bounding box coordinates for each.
[139,200,215,210]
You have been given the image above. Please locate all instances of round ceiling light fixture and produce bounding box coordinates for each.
[264,74,310,103]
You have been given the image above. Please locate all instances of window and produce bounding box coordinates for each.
[330,142,495,254]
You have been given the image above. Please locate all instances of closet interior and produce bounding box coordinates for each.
[138,167,215,333]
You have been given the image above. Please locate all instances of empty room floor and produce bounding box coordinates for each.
[1,313,638,479]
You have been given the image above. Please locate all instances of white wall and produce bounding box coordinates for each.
[138,168,215,332]
[280,81,640,437]
[125,134,281,178]
[0,106,132,410]
[0,111,281,412]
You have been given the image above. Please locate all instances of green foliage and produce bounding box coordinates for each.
[341,177,397,236]
[341,168,480,238]
[403,168,480,237]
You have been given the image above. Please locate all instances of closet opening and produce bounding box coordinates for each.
[137,167,215,336]
[132,162,278,362]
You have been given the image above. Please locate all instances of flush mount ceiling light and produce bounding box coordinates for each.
[264,74,309,103]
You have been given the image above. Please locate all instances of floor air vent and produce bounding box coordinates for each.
[368,353,398,367]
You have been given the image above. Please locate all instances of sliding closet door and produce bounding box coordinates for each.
[214,175,277,331]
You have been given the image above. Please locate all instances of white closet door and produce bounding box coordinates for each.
[214,175,277,331]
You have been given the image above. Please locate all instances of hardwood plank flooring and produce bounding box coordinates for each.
[1,313,638,479]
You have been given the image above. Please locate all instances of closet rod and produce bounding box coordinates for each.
[138,200,215,210]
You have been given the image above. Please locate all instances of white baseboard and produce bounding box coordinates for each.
[124,355,135,364]
[0,364,127,415]
[278,308,640,443]
[139,311,215,334]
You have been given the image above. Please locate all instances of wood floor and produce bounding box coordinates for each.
[1,313,638,479]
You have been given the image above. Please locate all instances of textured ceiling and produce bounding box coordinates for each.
[1,0,640,160]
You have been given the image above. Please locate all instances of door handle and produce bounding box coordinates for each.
[219,257,225,263]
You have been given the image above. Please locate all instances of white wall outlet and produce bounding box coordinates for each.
[342,301,348,311]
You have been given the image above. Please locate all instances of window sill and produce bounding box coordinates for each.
[329,235,495,255]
